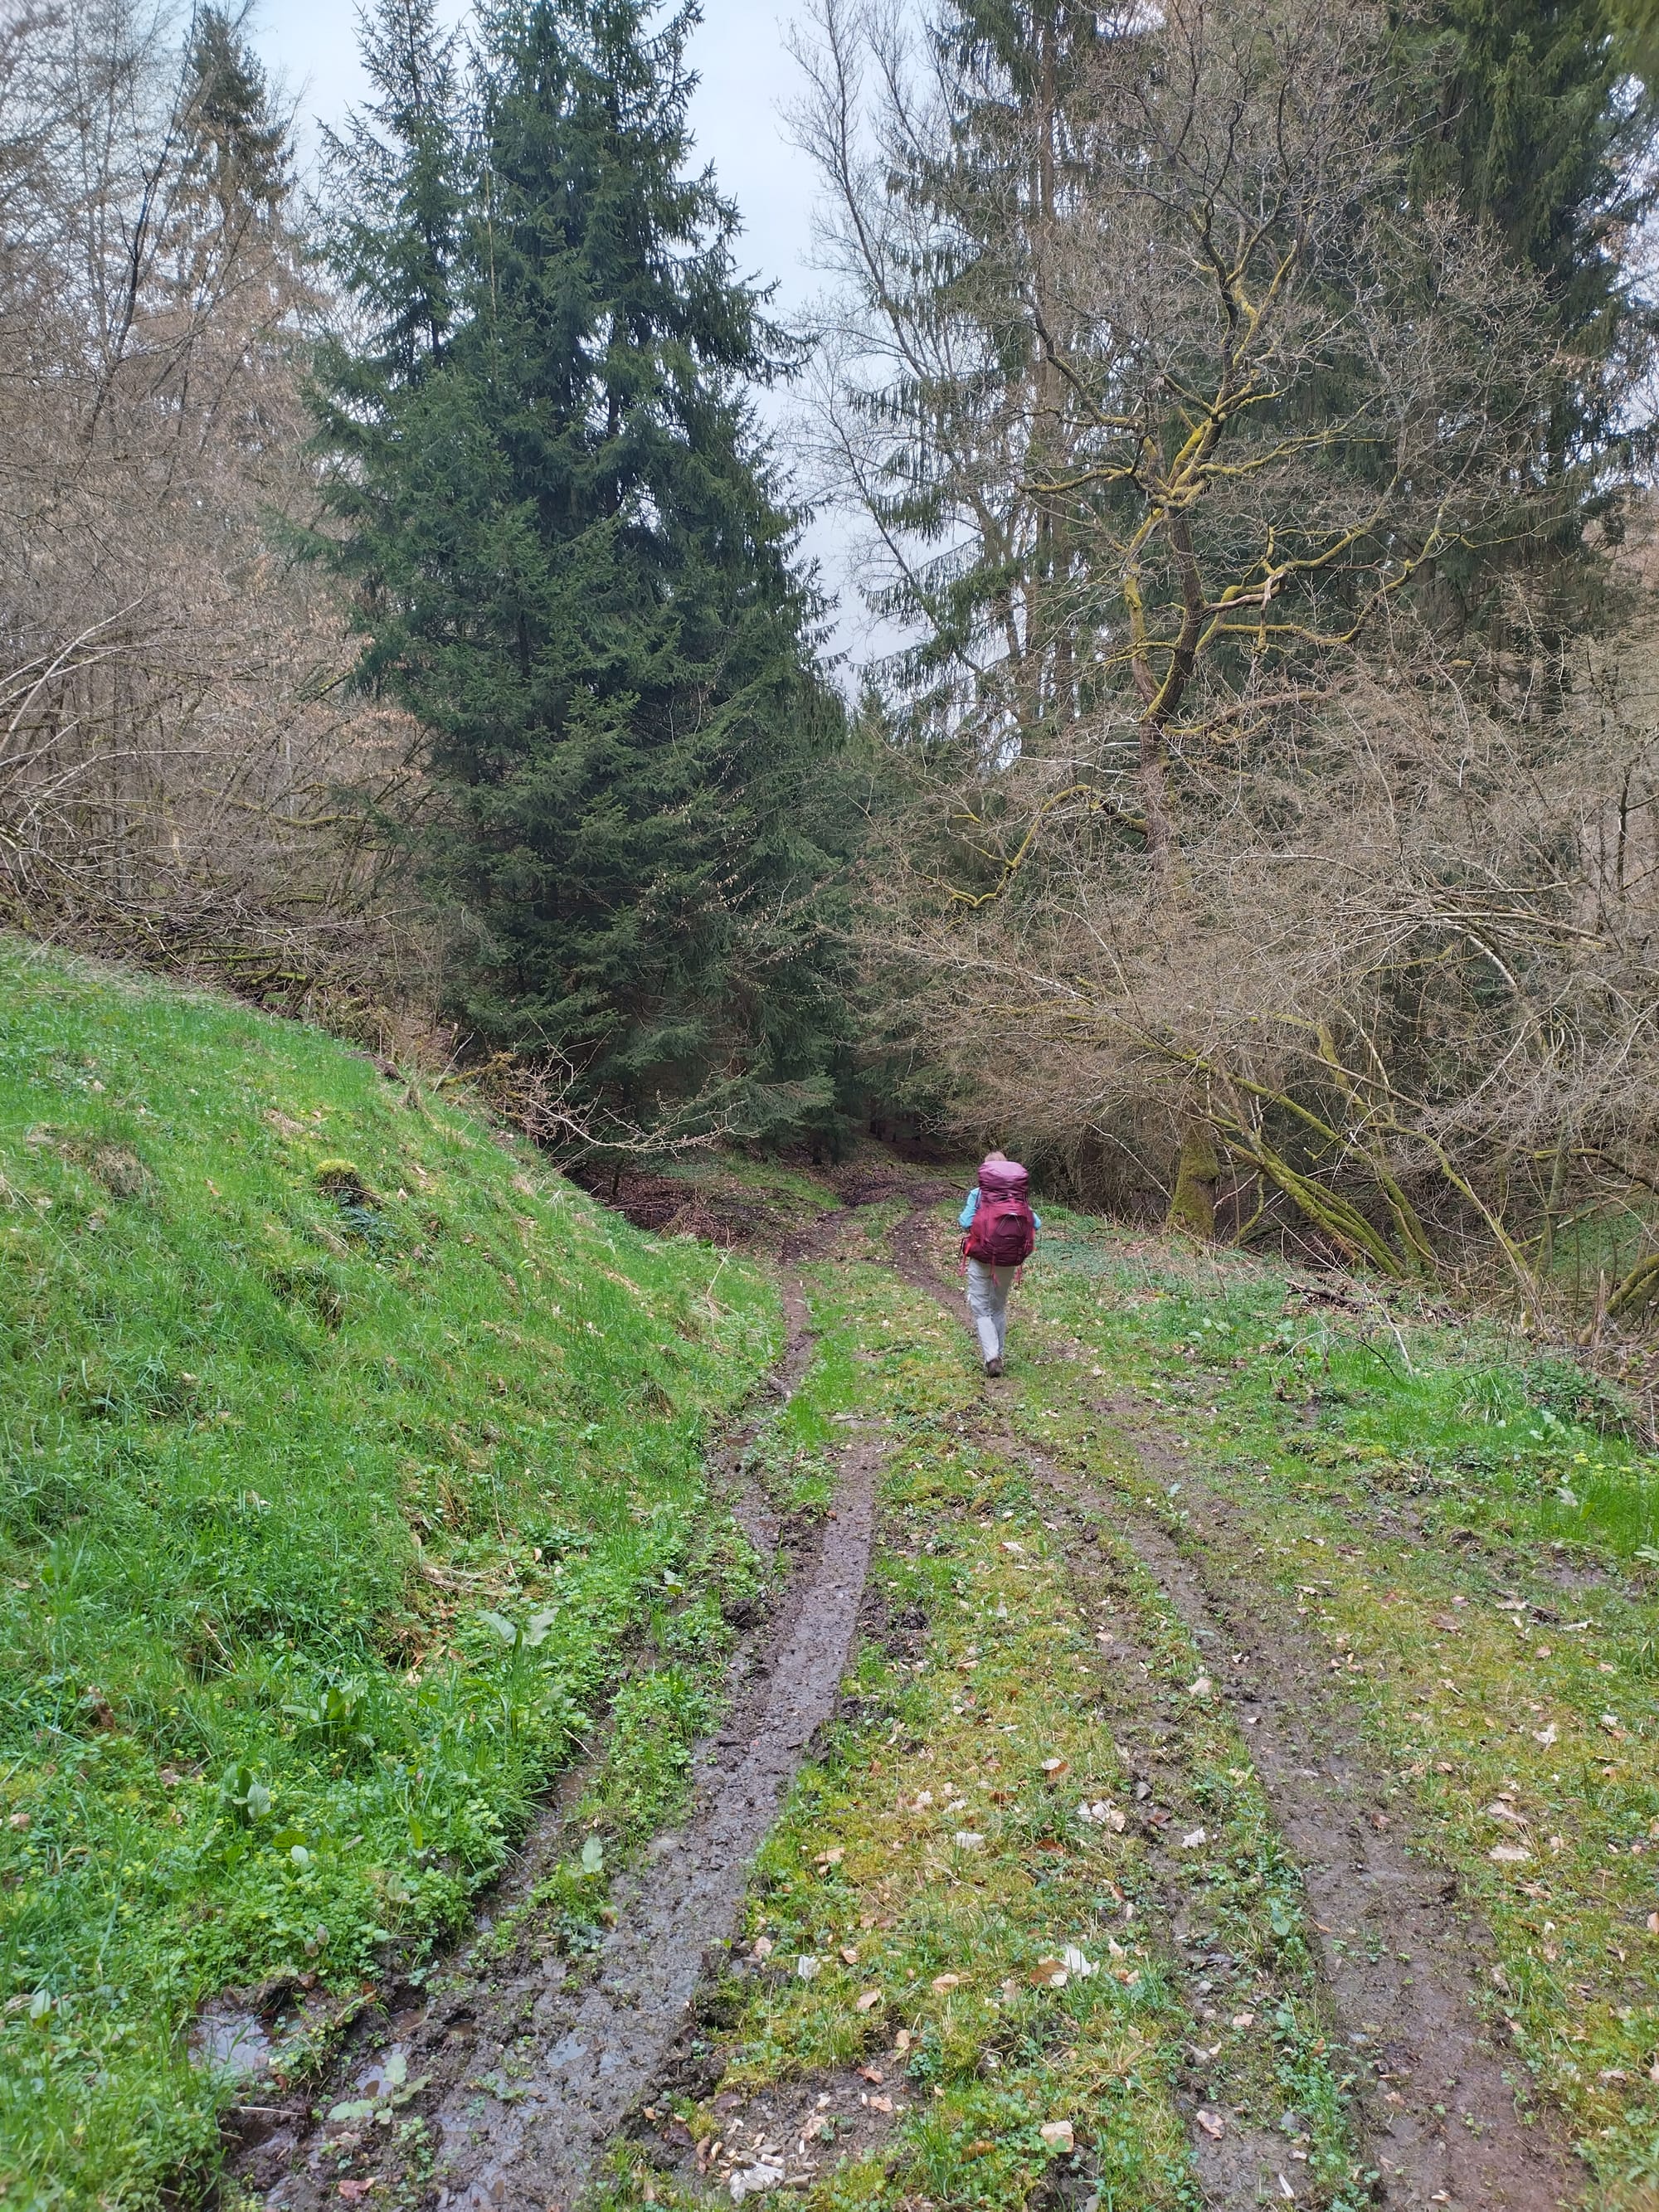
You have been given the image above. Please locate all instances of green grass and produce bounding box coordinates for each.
[0,940,779,2210]
[1017,1212,1659,2202]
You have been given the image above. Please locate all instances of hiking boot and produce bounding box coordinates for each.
[984,1354,1004,1378]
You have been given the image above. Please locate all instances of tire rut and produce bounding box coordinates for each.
[246,1243,884,2212]
[888,1203,1589,2211]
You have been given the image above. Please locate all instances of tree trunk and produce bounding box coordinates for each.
[1167,1120,1219,1238]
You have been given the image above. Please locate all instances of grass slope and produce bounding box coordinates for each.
[0,941,778,2210]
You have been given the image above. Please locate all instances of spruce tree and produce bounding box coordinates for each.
[316,0,851,1133]
[1406,0,1657,459]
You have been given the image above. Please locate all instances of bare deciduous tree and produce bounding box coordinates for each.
[803,0,1659,1326]
[0,0,422,1027]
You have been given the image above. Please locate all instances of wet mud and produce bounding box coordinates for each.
[234,1169,1589,2212]
[639,2062,910,2201]
[1068,1423,1589,2211]
[891,1200,1589,2210]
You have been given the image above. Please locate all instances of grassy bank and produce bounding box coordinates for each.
[0,941,778,2209]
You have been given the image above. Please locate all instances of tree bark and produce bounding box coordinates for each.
[1167,1118,1219,1237]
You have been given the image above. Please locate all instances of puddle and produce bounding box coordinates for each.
[192,2001,279,2080]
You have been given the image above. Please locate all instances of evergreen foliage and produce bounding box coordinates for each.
[1405,0,1658,457]
[314,0,853,1136]
[182,8,291,219]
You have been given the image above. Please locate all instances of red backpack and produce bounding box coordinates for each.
[964,1157,1037,1267]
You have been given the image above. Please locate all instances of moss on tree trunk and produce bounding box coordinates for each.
[1168,1120,1219,1238]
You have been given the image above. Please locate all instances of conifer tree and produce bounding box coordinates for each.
[182,10,291,221]
[316,0,852,1133]
[1406,0,1657,461]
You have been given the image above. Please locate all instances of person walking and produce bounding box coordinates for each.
[959,1150,1039,1377]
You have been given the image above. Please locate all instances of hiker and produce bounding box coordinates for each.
[960,1150,1039,1377]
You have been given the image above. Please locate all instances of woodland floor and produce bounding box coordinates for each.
[232,1160,1659,2212]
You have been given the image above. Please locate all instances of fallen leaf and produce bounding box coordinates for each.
[893,2030,912,2053]
[1534,1723,1558,1747]
[1489,1844,1531,1864]
[931,1973,961,1992]
[1646,1913,1659,1935]
[338,2183,379,2202]
[1060,1945,1097,1978]
[858,2064,884,2083]
[952,1830,985,1850]
[1188,1675,1213,1698]
[868,2095,893,2114]
[815,1847,845,1868]
[1180,1827,1208,1850]
[840,1946,859,1965]
[752,1936,773,1959]
[1039,2121,1075,2152]
[1029,1957,1070,1987]
[796,1955,820,1979]
[856,1989,883,2011]
[1196,2109,1225,2140]
[1040,1757,1069,1784]
[1231,2011,1256,2030]
[1076,1799,1126,1830]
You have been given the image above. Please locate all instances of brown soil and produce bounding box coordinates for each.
[893,1200,1591,2212]
[563,1165,780,1248]
[229,1169,1590,2212]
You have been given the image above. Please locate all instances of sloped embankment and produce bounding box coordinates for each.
[0,941,779,2206]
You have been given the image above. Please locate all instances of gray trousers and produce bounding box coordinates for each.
[965,1258,1017,1363]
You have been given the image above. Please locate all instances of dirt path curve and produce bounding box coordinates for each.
[888,1202,1589,2212]
[251,1233,883,2212]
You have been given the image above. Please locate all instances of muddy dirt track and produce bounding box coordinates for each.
[241,1219,883,2212]
[240,1181,1588,2212]
[892,1200,1588,2210]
